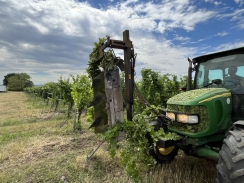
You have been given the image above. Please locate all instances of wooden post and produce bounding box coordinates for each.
[105,68,125,141]
[123,30,133,121]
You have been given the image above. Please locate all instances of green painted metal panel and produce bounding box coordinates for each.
[167,88,233,138]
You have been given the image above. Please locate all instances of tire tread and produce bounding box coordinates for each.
[219,150,232,170]
[224,139,236,154]
[237,142,244,149]
[232,153,244,163]
[216,127,244,183]
[229,131,241,142]
[230,169,244,179]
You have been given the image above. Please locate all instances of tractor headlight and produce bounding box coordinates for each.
[166,112,175,121]
[177,114,199,124]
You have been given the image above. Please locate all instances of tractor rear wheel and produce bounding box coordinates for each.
[216,126,244,183]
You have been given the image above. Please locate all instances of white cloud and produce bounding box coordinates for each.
[239,19,244,28]
[218,8,244,19]
[215,31,229,36]
[213,41,244,52]
[174,35,191,41]
[234,0,244,5]
[205,0,222,6]
[26,0,215,35]
[1,0,217,36]
[217,8,244,29]
[0,0,240,85]
[213,1,222,6]
[132,35,195,76]
[189,37,208,44]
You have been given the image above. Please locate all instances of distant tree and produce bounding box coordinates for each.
[7,75,24,91]
[6,73,34,91]
[25,80,34,88]
[3,73,16,86]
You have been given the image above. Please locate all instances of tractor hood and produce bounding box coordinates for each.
[167,88,231,106]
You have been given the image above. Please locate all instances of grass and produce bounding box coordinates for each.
[0,92,217,183]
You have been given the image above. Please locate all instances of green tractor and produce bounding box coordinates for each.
[88,31,244,182]
[153,47,244,183]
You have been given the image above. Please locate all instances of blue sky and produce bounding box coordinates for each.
[0,0,244,85]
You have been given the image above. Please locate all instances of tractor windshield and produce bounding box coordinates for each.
[195,54,244,91]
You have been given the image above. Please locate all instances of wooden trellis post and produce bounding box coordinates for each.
[105,68,125,141]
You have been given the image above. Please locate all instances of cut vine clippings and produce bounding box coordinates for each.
[103,106,180,182]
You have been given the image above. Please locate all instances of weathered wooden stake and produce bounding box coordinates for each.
[105,68,125,141]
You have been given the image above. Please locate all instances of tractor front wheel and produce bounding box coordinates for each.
[216,126,244,183]
[148,140,179,164]
[155,145,179,164]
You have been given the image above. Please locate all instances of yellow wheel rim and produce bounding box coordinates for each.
[157,146,175,155]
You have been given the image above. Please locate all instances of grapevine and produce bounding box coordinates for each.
[70,74,92,131]
[58,76,74,118]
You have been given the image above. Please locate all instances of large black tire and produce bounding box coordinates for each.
[147,133,179,164]
[154,145,179,164]
[216,126,244,183]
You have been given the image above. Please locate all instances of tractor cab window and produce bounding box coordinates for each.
[195,63,224,89]
[195,54,244,91]
[224,66,244,80]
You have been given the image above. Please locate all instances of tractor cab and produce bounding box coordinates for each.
[193,47,244,121]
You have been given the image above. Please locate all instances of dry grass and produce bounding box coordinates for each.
[0,92,217,183]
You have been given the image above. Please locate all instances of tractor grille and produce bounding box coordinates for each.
[167,104,209,133]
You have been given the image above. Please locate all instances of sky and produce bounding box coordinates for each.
[0,0,244,85]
